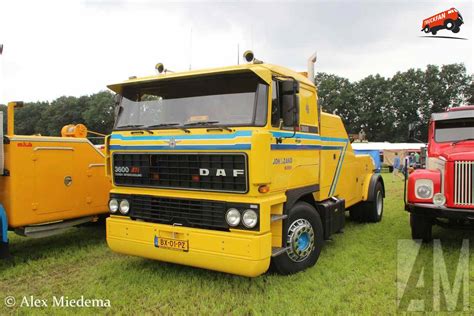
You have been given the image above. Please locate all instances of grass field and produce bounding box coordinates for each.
[1,174,473,315]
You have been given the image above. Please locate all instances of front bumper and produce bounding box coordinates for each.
[405,203,474,219]
[106,216,272,277]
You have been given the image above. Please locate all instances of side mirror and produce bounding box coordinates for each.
[281,95,299,127]
[280,80,299,95]
[114,94,122,106]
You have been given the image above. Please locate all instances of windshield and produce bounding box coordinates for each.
[115,72,268,129]
[435,118,474,142]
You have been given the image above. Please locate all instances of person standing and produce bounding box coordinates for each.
[392,152,403,181]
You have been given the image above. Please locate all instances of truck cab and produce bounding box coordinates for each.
[105,56,384,276]
[406,106,474,241]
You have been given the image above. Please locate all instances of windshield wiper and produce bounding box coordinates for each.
[146,123,191,134]
[116,124,153,134]
[184,121,219,127]
[453,138,474,145]
[116,124,146,129]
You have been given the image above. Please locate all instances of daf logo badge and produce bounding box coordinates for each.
[165,138,181,148]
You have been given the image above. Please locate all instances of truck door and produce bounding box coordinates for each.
[32,146,75,214]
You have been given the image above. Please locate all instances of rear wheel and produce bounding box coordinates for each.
[272,202,324,275]
[410,213,432,242]
[452,26,460,33]
[349,181,384,222]
[432,30,437,35]
[423,26,430,33]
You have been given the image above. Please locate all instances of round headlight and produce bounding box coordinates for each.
[242,209,258,228]
[226,208,241,227]
[416,185,432,199]
[119,199,130,215]
[109,199,119,213]
[433,193,446,206]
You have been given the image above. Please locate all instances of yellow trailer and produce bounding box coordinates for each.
[0,102,111,258]
[105,52,385,276]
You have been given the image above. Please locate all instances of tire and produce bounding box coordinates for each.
[452,27,460,33]
[272,202,324,275]
[349,181,384,223]
[444,20,454,30]
[423,26,430,33]
[432,30,437,35]
[410,213,432,242]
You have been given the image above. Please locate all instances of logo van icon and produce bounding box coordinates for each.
[421,8,464,35]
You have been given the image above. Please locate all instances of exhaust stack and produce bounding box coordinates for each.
[307,52,317,84]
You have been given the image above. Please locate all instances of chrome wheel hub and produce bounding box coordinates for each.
[287,219,315,262]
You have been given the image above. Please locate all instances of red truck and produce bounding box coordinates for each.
[421,8,464,35]
[406,106,474,241]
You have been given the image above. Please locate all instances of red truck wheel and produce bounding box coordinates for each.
[423,26,430,33]
[452,27,460,33]
[410,213,432,242]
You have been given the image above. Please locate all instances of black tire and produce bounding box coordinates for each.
[423,26,430,33]
[452,27,460,33]
[349,181,384,223]
[410,213,432,242]
[444,20,454,30]
[272,202,324,275]
[432,30,437,35]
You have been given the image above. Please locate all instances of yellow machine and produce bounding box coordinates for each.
[105,51,385,276]
[0,102,111,258]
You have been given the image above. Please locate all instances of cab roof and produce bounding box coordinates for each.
[107,63,315,94]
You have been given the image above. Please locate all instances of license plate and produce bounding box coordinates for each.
[155,236,189,252]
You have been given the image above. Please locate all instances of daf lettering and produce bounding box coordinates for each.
[199,168,244,177]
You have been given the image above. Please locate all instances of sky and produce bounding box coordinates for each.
[0,0,472,103]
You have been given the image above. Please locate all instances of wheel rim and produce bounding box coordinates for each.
[376,190,383,217]
[287,219,315,262]
[447,22,453,29]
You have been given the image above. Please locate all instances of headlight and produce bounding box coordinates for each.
[225,208,241,227]
[433,193,446,206]
[109,199,119,213]
[415,179,433,199]
[242,209,258,228]
[119,199,130,215]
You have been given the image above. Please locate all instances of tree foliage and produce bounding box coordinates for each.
[0,91,114,136]
[316,63,473,142]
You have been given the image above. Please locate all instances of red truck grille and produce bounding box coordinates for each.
[454,161,474,206]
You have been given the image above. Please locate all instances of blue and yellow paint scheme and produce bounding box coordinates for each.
[106,63,375,277]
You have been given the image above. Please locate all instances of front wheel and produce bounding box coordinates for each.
[423,26,430,33]
[432,30,437,35]
[272,202,324,275]
[452,26,460,33]
[444,20,454,30]
[410,213,432,242]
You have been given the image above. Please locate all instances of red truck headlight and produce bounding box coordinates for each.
[415,179,434,199]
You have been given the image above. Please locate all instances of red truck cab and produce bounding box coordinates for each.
[421,7,464,35]
[406,106,474,241]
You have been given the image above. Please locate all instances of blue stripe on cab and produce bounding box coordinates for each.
[111,130,252,141]
[109,144,251,151]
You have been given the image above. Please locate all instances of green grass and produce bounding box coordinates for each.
[1,174,473,315]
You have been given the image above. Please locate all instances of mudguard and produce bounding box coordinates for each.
[367,174,385,201]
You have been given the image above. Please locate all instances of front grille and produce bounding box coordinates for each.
[454,161,474,206]
[113,153,248,193]
[125,194,228,230]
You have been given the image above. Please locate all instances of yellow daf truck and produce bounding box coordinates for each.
[105,52,385,276]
